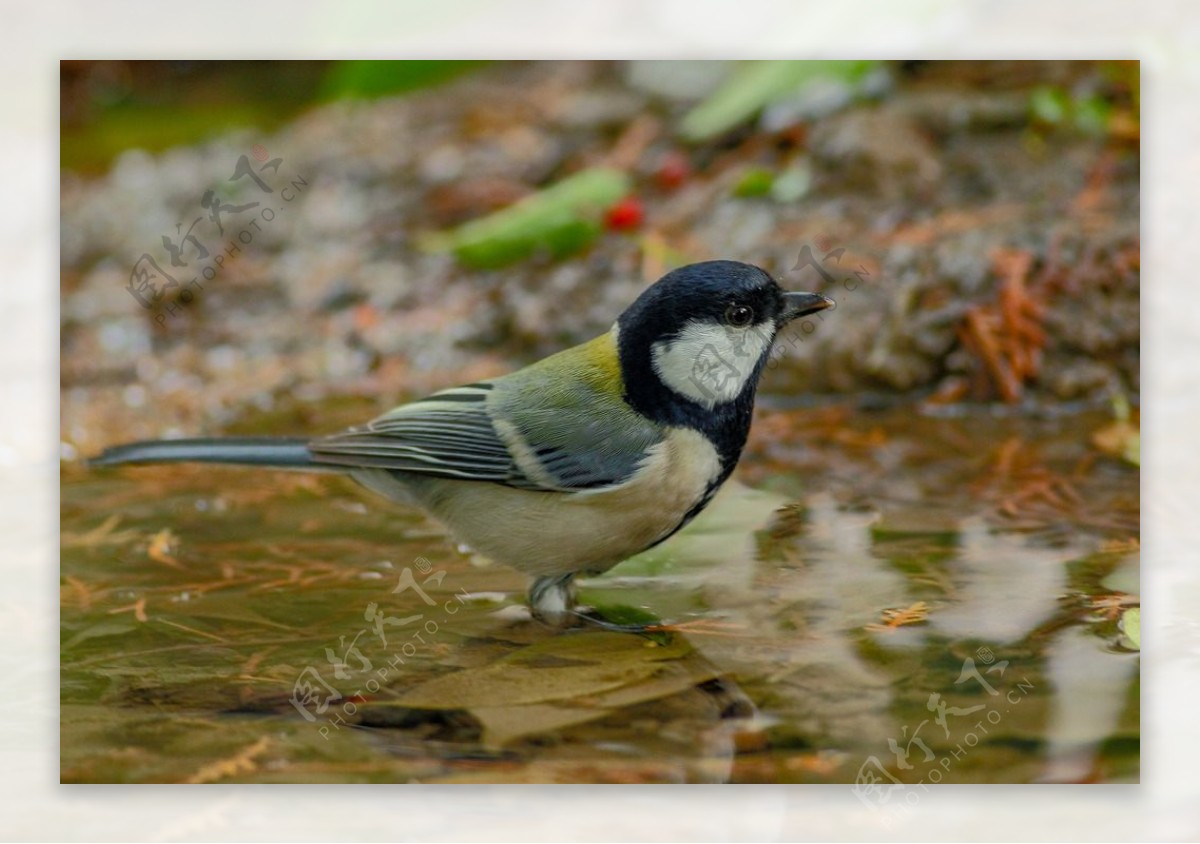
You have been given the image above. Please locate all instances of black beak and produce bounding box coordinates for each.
[779,291,834,324]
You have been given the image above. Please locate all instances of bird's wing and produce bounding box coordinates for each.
[310,383,516,482]
[309,374,663,493]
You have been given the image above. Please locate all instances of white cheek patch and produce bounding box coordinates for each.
[651,320,774,408]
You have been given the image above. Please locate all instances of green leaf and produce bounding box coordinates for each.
[320,61,484,100]
[1120,607,1140,649]
[1030,86,1070,125]
[734,167,775,198]
[770,162,812,203]
[1101,558,1139,596]
[680,60,877,142]
[422,168,630,269]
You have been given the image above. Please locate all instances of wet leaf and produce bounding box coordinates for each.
[1101,554,1139,596]
[470,658,722,748]
[865,601,930,632]
[391,632,690,710]
[1119,607,1140,650]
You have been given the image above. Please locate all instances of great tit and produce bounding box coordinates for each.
[90,260,833,626]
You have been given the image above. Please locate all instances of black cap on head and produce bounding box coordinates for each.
[617,260,783,342]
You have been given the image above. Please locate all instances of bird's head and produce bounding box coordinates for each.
[615,260,832,421]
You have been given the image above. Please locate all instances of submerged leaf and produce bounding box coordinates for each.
[1119,607,1140,649]
[392,632,690,710]
[865,601,931,633]
[62,619,139,651]
[469,659,723,748]
[185,736,272,783]
[62,514,140,548]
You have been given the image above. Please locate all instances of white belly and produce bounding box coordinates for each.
[353,427,723,578]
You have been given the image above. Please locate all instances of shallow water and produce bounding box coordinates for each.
[60,403,1139,785]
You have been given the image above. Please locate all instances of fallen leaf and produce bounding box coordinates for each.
[865,601,930,632]
[680,61,878,141]
[394,633,689,711]
[1119,607,1140,649]
[469,660,724,747]
[421,168,630,269]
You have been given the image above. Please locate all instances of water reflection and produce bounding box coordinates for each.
[1041,621,1139,782]
[930,516,1074,643]
[60,407,1139,783]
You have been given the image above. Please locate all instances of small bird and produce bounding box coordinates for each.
[90,260,832,626]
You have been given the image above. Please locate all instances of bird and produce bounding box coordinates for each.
[90,260,833,627]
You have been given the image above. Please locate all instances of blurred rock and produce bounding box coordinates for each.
[809,106,943,201]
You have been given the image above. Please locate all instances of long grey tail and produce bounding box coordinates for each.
[88,437,326,470]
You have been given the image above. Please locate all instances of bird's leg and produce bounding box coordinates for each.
[529,573,666,635]
[528,573,578,628]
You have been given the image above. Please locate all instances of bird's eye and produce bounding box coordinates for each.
[725,304,755,328]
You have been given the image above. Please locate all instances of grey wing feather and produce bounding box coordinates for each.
[308,382,663,492]
[309,386,516,481]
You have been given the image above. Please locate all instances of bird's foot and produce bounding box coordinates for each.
[528,575,667,635]
[528,574,579,629]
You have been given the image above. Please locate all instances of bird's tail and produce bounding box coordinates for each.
[88,437,328,470]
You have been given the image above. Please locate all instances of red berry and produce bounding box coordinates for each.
[605,197,644,231]
[656,151,690,190]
